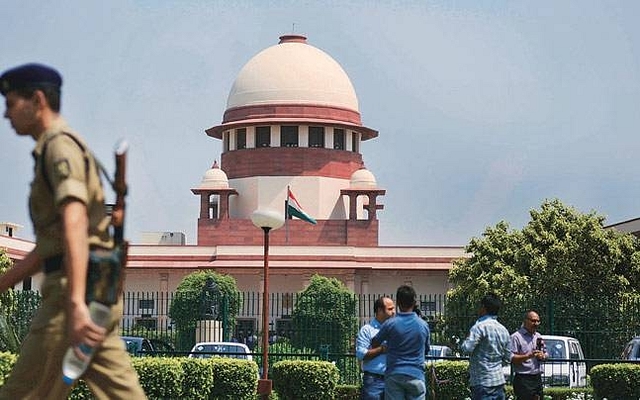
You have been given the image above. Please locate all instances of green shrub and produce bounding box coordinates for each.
[428,361,470,399]
[334,384,359,399]
[590,363,640,399]
[132,357,183,399]
[68,380,94,399]
[254,338,316,379]
[0,351,264,399]
[0,352,16,387]
[272,360,339,400]
[169,271,241,350]
[290,276,357,357]
[209,358,258,399]
[181,357,213,400]
[0,352,94,399]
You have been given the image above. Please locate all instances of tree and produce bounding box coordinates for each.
[0,249,41,353]
[446,199,640,358]
[169,270,240,350]
[290,275,357,356]
[0,249,19,352]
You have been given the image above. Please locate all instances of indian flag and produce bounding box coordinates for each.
[286,188,317,225]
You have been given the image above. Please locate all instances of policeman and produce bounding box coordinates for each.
[0,64,146,399]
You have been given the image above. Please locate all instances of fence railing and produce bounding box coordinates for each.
[119,291,640,360]
[120,292,449,346]
[5,290,640,385]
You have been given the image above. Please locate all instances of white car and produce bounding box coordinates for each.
[427,345,454,362]
[505,335,587,388]
[188,341,253,360]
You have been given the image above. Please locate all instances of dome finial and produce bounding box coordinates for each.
[212,160,219,169]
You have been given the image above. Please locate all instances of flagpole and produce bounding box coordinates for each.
[285,186,290,243]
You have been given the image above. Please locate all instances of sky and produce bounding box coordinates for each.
[1,1,639,246]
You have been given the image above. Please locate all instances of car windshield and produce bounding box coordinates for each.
[192,344,249,359]
[545,339,566,359]
[123,339,141,353]
[428,347,441,357]
[427,346,452,358]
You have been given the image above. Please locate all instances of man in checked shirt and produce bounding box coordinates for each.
[461,293,513,400]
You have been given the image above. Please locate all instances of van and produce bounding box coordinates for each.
[427,345,455,362]
[539,335,587,388]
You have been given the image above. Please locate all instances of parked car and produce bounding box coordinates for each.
[188,342,253,360]
[504,335,587,388]
[121,336,175,356]
[426,345,454,362]
[621,336,640,360]
[540,335,587,388]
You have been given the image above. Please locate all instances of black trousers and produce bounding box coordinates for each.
[513,374,542,400]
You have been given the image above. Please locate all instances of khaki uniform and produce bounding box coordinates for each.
[0,117,146,399]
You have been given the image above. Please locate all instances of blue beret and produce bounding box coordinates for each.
[0,63,62,96]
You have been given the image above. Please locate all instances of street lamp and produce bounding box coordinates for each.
[250,209,284,398]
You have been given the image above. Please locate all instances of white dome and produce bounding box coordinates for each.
[199,162,229,189]
[350,168,377,189]
[227,35,359,112]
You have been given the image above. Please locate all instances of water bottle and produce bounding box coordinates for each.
[62,301,112,385]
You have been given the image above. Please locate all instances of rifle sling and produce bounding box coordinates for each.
[40,132,124,242]
[40,132,116,195]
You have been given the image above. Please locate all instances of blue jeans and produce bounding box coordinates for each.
[361,373,385,400]
[471,384,506,400]
[384,373,426,400]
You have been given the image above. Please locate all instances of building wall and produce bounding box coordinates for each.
[196,218,379,247]
[122,265,451,298]
[227,175,355,220]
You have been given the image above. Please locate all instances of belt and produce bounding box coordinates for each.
[43,255,63,274]
[364,371,385,380]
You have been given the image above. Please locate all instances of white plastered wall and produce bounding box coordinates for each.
[229,176,365,220]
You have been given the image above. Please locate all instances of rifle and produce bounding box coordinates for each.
[112,139,128,244]
[85,139,129,305]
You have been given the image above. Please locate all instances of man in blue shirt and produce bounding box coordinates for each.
[356,296,396,399]
[461,293,513,400]
[372,285,430,400]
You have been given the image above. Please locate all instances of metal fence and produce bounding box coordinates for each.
[120,291,640,357]
[121,292,448,346]
[5,290,640,386]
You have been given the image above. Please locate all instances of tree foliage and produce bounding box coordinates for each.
[169,270,240,350]
[0,250,19,352]
[0,249,41,353]
[290,275,357,356]
[446,199,640,357]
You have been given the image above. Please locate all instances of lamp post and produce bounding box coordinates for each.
[250,209,284,398]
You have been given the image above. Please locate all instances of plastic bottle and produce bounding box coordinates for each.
[62,301,112,385]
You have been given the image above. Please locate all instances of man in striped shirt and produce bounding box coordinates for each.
[461,293,513,400]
